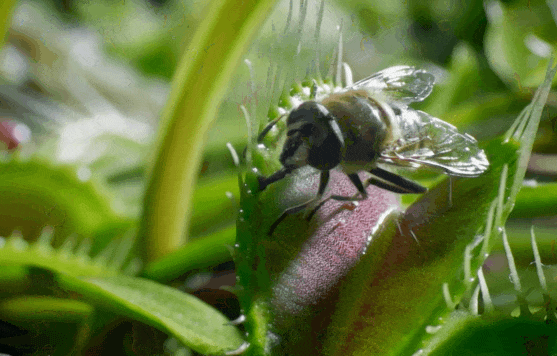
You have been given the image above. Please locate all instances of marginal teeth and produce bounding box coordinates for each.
[226,314,246,326]
[225,341,250,355]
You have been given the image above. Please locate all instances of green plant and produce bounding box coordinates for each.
[0,0,557,355]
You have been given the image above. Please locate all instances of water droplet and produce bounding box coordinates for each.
[77,166,91,181]
[425,325,441,334]
[228,314,246,325]
[225,341,250,355]
[522,179,538,187]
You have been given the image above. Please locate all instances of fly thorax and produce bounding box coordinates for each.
[373,99,401,144]
[341,96,389,162]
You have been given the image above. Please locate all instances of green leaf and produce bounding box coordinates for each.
[425,42,483,117]
[511,182,557,219]
[485,0,557,89]
[0,229,136,279]
[189,173,239,237]
[57,274,244,355]
[0,157,133,249]
[141,224,235,282]
[0,0,16,49]
[442,93,528,136]
[0,296,92,324]
[139,0,278,263]
[420,311,557,355]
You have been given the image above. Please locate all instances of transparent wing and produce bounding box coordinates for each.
[378,108,489,177]
[346,66,435,104]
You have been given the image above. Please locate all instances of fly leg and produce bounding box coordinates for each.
[258,167,293,191]
[268,170,330,235]
[367,167,427,194]
[259,79,315,145]
[257,113,287,142]
[306,168,427,221]
[243,113,288,162]
[306,173,368,221]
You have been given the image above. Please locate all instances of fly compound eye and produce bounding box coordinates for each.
[300,123,315,136]
[286,124,314,138]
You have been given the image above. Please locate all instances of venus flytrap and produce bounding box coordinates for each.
[322,60,557,356]
[237,26,430,353]
[236,12,557,354]
[415,220,557,356]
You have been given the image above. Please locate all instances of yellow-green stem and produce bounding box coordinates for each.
[139,0,277,262]
[0,0,17,49]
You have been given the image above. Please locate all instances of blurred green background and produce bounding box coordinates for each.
[0,0,556,354]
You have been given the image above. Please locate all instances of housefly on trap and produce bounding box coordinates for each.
[256,66,489,234]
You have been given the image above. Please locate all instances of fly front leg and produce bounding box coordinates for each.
[257,113,287,142]
[268,170,330,235]
[305,168,426,222]
[258,167,293,191]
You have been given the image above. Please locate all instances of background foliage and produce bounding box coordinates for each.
[0,0,556,355]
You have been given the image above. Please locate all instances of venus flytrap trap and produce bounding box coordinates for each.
[236,6,557,353]
[236,18,370,354]
[321,60,557,356]
[0,155,135,251]
[0,228,138,354]
[238,30,488,356]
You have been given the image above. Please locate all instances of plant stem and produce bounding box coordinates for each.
[139,0,278,262]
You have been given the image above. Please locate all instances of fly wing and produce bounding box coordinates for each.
[346,66,435,104]
[378,108,489,177]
